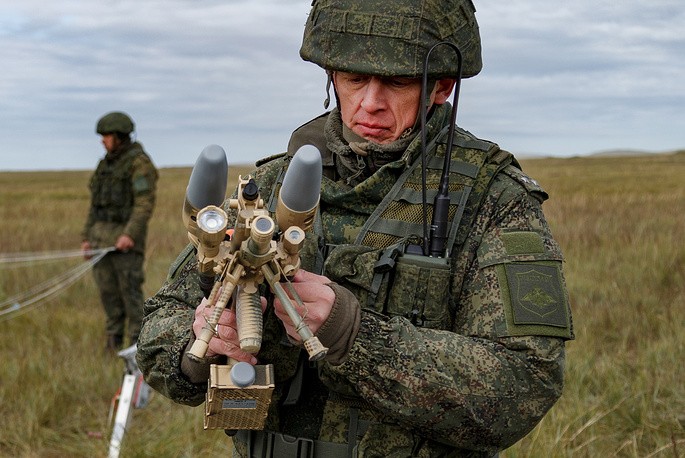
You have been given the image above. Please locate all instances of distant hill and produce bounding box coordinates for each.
[590,148,685,157]
[517,148,684,160]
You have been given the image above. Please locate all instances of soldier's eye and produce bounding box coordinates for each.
[387,78,413,88]
[338,72,368,86]
[349,76,368,85]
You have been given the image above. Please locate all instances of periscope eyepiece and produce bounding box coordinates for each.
[183,145,229,239]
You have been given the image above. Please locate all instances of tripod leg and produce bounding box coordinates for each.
[108,373,137,458]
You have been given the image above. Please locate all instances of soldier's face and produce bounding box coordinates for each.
[333,72,455,144]
[101,133,120,153]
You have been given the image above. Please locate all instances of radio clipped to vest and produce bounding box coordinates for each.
[181,144,327,430]
[322,237,454,331]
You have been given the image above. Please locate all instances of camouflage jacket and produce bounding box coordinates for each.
[82,141,158,254]
[137,105,573,456]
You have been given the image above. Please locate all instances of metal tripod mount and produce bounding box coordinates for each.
[108,344,150,457]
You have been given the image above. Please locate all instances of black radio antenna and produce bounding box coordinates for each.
[419,41,463,257]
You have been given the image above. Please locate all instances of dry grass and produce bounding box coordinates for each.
[505,153,685,457]
[1,152,683,457]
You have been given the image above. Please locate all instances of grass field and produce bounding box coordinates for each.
[0,152,683,457]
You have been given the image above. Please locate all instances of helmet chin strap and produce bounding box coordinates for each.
[411,78,437,134]
[323,71,333,109]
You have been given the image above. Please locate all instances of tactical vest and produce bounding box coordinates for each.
[90,143,146,223]
[275,114,516,331]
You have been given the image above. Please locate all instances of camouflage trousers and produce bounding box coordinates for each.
[92,251,145,344]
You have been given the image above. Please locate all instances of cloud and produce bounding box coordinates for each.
[460,0,685,155]
[0,0,683,170]
[1,0,324,169]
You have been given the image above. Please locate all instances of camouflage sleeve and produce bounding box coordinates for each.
[123,153,158,243]
[324,171,573,451]
[136,244,208,406]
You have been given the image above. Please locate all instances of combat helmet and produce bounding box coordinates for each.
[96,111,135,135]
[300,0,482,79]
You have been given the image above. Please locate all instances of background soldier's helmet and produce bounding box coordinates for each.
[96,112,135,135]
[300,0,482,78]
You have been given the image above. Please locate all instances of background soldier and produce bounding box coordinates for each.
[137,0,573,455]
[82,111,158,352]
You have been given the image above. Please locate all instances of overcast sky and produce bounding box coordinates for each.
[1,0,683,171]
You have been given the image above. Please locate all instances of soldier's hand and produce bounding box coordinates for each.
[115,234,135,252]
[81,241,93,260]
[192,296,262,365]
[273,269,335,342]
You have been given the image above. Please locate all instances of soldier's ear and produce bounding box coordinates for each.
[432,79,456,105]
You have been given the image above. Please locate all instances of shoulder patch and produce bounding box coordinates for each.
[501,231,545,256]
[132,175,152,193]
[496,261,572,339]
[502,165,548,202]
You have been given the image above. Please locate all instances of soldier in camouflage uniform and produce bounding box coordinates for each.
[137,0,574,456]
[82,111,158,351]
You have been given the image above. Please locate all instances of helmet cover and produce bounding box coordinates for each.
[300,0,482,78]
[96,111,135,135]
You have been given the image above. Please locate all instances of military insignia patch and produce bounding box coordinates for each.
[133,175,151,193]
[498,262,572,338]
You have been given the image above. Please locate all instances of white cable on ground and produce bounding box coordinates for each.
[0,247,115,321]
[0,248,112,266]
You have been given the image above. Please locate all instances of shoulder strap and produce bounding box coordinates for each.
[287,112,334,161]
[355,125,511,254]
[118,143,146,172]
[451,144,514,249]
